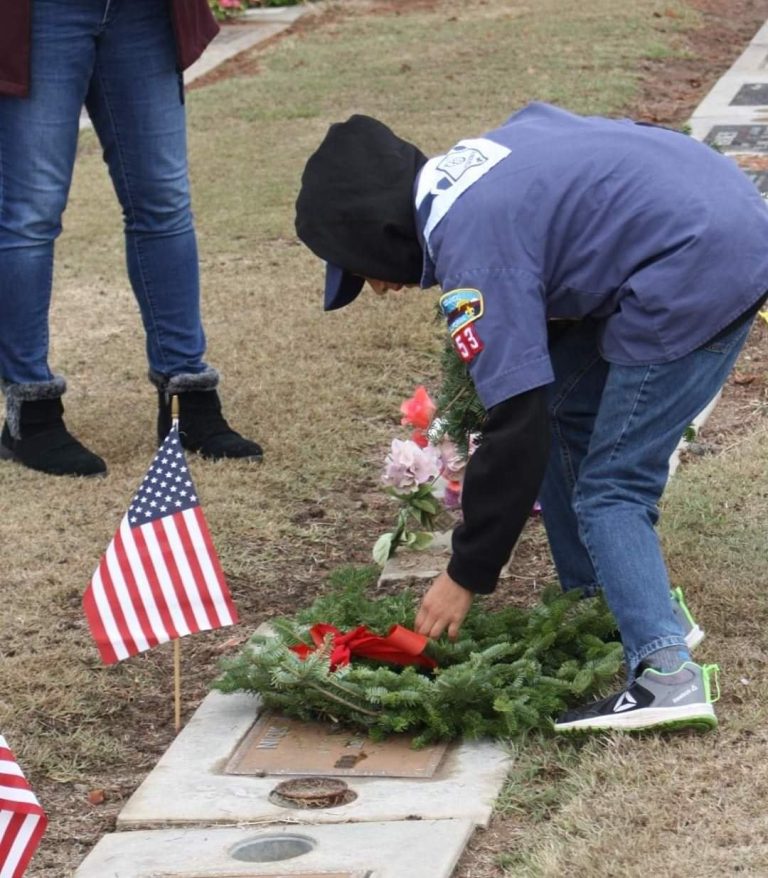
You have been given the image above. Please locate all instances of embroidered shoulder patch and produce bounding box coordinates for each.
[436,146,488,182]
[439,288,484,335]
[439,288,485,364]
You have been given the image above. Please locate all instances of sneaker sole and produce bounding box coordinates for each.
[554,703,717,734]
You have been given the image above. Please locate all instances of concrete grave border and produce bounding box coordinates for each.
[75,818,475,877]
[117,692,510,830]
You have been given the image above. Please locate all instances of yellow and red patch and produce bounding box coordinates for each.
[439,288,485,363]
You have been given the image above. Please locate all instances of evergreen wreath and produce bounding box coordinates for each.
[215,566,623,746]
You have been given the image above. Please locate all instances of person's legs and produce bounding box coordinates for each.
[84,0,205,376]
[553,316,753,734]
[84,0,262,459]
[0,0,107,475]
[574,316,752,679]
[0,0,97,384]
[540,320,706,652]
[538,321,607,595]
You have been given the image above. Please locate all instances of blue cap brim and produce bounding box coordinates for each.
[324,263,365,311]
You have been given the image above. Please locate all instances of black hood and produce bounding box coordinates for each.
[295,114,428,310]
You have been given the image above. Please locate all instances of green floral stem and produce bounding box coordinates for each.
[307,682,381,717]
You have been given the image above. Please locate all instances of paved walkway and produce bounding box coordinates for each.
[184,6,307,85]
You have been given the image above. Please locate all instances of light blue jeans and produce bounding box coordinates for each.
[0,0,208,385]
[538,316,754,679]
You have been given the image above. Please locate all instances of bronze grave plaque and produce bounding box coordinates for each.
[225,713,448,778]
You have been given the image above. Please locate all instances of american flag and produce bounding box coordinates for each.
[83,426,239,664]
[0,736,47,878]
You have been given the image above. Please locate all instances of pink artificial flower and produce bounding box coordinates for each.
[219,0,242,7]
[400,385,436,431]
[437,437,466,482]
[381,439,442,490]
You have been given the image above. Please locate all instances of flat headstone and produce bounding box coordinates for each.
[731,82,768,105]
[377,529,518,584]
[226,712,447,778]
[377,530,452,583]
[74,820,474,878]
[704,124,768,151]
[117,692,509,829]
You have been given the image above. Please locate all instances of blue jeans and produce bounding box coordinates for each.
[0,0,207,385]
[538,316,753,679]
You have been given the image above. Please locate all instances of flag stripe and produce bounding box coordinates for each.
[133,524,190,640]
[158,515,212,631]
[0,811,13,878]
[97,557,136,661]
[82,572,122,664]
[0,810,19,878]
[186,508,238,626]
[0,812,34,878]
[145,519,199,634]
[106,531,152,654]
[173,511,221,626]
[0,738,47,878]
[0,784,39,808]
[129,525,181,643]
[0,759,24,783]
[0,811,47,878]
[99,549,141,658]
[139,522,193,639]
[117,518,164,648]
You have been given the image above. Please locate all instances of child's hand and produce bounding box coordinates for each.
[415,571,473,641]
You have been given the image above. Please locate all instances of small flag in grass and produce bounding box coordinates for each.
[0,736,47,878]
[83,425,239,664]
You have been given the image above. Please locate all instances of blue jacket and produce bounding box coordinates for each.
[416,103,768,409]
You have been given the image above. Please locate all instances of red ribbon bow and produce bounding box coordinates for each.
[291,623,437,671]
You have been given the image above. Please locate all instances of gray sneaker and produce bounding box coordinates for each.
[554,662,720,733]
[671,587,705,650]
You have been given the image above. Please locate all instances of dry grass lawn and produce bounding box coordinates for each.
[1,0,767,875]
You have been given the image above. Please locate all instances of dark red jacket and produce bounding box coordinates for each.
[0,0,219,97]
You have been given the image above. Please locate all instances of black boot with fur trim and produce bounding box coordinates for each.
[0,377,107,477]
[152,368,263,461]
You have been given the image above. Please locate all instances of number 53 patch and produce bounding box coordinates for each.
[439,288,485,364]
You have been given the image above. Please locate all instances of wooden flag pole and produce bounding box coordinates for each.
[171,394,182,733]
